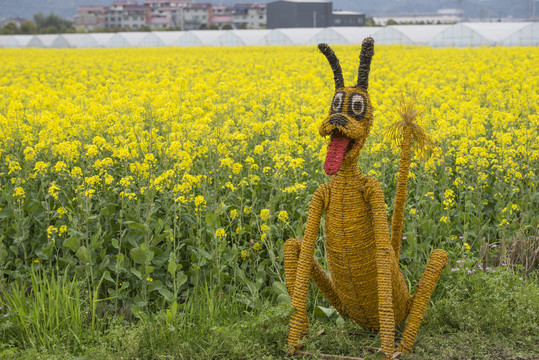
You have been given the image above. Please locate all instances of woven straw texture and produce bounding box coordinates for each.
[284,38,448,359]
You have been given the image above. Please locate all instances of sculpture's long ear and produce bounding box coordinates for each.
[318,43,345,90]
[356,37,375,90]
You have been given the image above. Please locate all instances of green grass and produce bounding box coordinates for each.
[1,259,538,360]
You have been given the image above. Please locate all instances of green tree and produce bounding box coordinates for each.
[208,23,219,30]
[33,12,75,33]
[222,24,233,30]
[42,25,58,34]
[20,20,37,34]
[1,22,19,35]
[34,12,46,29]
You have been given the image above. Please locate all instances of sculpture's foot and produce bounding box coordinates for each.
[398,249,448,353]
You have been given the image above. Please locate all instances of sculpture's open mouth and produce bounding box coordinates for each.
[324,130,357,175]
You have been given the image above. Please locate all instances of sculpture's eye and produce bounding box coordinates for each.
[332,92,344,112]
[349,93,366,118]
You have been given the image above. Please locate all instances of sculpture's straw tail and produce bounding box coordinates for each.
[388,94,430,257]
[390,127,412,257]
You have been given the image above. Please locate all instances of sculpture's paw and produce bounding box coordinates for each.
[396,344,410,354]
[287,311,309,354]
[381,350,404,360]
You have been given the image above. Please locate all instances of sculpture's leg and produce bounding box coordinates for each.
[397,249,448,353]
[284,238,344,344]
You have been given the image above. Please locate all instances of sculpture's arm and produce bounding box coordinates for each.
[288,182,330,350]
[365,177,395,357]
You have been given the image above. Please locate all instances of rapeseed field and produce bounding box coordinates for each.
[0,45,537,311]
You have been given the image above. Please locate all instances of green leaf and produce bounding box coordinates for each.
[125,221,149,234]
[198,249,212,260]
[167,261,177,277]
[276,293,291,305]
[131,267,142,279]
[272,281,288,296]
[103,271,114,283]
[177,271,188,287]
[315,305,335,318]
[158,287,175,302]
[75,246,91,264]
[148,279,163,292]
[63,237,80,253]
[91,227,103,249]
[205,211,216,227]
[130,247,146,264]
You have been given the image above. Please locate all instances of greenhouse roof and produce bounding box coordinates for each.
[62,34,87,48]
[463,22,531,43]
[188,30,223,46]
[1,23,538,49]
[2,35,35,47]
[328,27,381,44]
[387,25,451,44]
[501,22,539,46]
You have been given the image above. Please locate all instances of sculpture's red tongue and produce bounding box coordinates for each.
[324,134,350,175]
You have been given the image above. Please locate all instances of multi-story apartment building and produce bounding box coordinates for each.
[143,0,189,28]
[74,6,106,30]
[182,3,211,30]
[209,5,234,28]
[233,3,266,29]
[105,1,151,29]
[75,1,268,31]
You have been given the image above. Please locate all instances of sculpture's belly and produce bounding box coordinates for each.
[326,215,380,328]
[325,194,410,329]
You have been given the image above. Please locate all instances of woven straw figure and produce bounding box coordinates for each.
[284,38,448,359]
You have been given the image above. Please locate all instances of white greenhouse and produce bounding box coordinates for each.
[2,35,36,48]
[310,27,381,45]
[374,25,450,45]
[501,22,539,46]
[429,22,533,47]
[1,23,538,48]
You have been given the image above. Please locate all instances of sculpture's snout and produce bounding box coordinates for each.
[328,114,348,127]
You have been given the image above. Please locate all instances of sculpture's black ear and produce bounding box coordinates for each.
[318,43,345,90]
[356,37,375,90]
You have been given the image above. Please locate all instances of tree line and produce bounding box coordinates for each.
[1,12,76,35]
[0,11,244,35]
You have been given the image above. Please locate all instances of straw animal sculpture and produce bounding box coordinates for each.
[284,37,448,359]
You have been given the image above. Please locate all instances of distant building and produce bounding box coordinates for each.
[143,0,190,28]
[75,1,267,31]
[147,16,171,29]
[182,3,211,30]
[332,10,365,26]
[267,0,332,29]
[233,4,266,29]
[267,0,363,29]
[74,6,106,30]
[104,1,151,29]
[0,17,28,28]
[372,9,461,25]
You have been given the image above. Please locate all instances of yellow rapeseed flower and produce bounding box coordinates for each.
[277,210,289,223]
[260,209,270,221]
[215,228,226,239]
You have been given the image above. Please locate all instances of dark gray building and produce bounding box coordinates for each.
[267,0,332,29]
[332,11,365,26]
